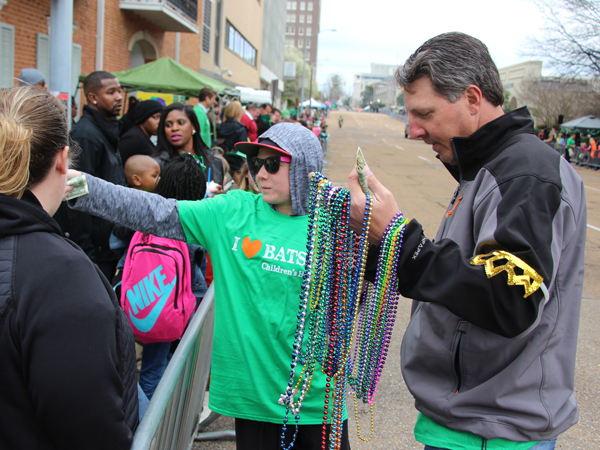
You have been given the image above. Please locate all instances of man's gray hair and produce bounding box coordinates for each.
[396,32,504,107]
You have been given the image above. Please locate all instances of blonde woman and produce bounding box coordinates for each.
[217,100,248,152]
[0,87,138,449]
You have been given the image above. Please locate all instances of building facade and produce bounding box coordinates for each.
[199,0,266,89]
[352,63,398,108]
[1,0,284,109]
[259,0,285,105]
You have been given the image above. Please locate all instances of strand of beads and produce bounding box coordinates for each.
[280,173,405,450]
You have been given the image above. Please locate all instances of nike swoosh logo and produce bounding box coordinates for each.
[129,277,177,333]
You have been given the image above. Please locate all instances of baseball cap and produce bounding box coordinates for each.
[234,138,292,158]
[18,68,46,87]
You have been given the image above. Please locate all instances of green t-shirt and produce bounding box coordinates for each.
[178,190,343,424]
[566,137,576,149]
[414,413,539,450]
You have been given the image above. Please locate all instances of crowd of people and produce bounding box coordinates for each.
[539,127,598,167]
[0,31,587,450]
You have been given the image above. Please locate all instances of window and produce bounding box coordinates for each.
[305,53,310,61]
[298,39,303,48]
[308,1,313,10]
[299,14,305,23]
[0,22,15,88]
[306,27,311,36]
[298,26,303,35]
[226,21,257,66]
[202,0,212,53]
[306,39,311,49]
[35,33,83,93]
[300,1,305,10]
[36,33,50,81]
[286,38,294,47]
[287,13,296,22]
[307,15,312,24]
[290,1,297,10]
[286,26,295,35]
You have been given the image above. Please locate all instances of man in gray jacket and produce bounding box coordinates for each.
[350,32,585,450]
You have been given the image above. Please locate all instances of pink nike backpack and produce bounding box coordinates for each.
[121,232,196,343]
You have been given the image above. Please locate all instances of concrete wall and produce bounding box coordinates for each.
[222,0,264,87]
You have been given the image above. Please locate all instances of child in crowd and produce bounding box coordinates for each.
[111,155,161,283]
[124,155,161,192]
[66,123,350,450]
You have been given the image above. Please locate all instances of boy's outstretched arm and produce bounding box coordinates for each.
[66,171,187,241]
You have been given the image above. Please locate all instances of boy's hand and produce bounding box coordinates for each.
[63,169,83,201]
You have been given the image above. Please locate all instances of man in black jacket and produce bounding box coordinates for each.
[348,33,585,449]
[55,71,126,280]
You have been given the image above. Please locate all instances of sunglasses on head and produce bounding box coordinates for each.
[249,155,291,174]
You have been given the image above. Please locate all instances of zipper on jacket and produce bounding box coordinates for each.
[452,322,468,394]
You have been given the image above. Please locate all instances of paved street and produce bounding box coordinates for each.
[195,110,600,449]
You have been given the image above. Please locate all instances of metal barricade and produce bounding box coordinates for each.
[131,284,215,450]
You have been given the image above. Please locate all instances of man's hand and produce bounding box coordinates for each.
[349,166,400,245]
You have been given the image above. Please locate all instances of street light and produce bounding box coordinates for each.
[300,28,336,116]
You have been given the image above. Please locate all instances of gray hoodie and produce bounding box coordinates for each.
[256,122,323,216]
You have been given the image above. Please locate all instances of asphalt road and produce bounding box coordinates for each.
[194,111,599,449]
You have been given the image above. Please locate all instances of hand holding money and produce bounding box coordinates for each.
[356,147,373,196]
[65,173,89,201]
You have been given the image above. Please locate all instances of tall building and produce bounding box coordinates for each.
[352,63,398,108]
[284,0,321,67]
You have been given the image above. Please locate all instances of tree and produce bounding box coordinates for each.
[282,47,315,106]
[517,77,600,127]
[321,74,344,103]
[503,90,517,113]
[397,91,404,107]
[525,0,600,77]
[361,85,374,108]
[342,96,351,106]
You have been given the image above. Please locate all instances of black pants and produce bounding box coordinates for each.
[234,418,351,450]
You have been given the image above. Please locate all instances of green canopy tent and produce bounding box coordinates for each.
[78,58,239,138]
[79,57,234,98]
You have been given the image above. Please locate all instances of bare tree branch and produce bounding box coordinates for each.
[524,0,600,77]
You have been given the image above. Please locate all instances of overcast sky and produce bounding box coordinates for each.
[315,0,546,94]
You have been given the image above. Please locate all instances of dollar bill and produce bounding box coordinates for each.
[65,174,89,201]
[356,147,372,195]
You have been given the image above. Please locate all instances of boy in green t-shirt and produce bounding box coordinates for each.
[67,123,350,450]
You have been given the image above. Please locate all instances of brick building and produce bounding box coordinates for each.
[0,0,284,110]
[0,0,202,91]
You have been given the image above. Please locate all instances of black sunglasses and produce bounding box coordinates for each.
[249,155,291,174]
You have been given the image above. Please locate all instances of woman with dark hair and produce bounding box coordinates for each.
[0,86,138,449]
[153,102,224,186]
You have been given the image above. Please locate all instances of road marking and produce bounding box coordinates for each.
[418,156,430,162]
[395,145,404,151]
[585,185,600,192]
[587,224,600,232]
